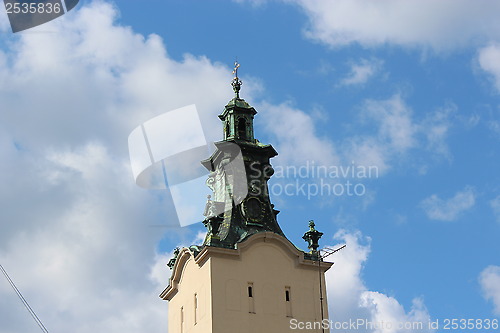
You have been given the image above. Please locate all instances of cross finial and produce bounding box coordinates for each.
[231,60,242,98]
[232,61,240,78]
[309,220,315,229]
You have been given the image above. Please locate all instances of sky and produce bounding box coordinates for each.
[0,1,499,332]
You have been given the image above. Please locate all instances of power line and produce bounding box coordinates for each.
[0,264,49,333]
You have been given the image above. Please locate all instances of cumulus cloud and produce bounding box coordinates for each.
[479,265,500,315]
[257,101,340,167]
[326,230,433,332]
[0,1,236,332]
[0,142,172,333]
[340,58,383,86]
[288,0,500,51]
[420,186,475,221]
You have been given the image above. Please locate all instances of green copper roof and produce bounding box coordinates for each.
[226,97,253,109]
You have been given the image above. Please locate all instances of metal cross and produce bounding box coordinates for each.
[232,61,240,78]
[231,61,242,98]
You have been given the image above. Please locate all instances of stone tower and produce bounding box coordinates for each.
[160,63,333,333]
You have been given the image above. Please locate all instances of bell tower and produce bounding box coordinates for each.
[160,63,333,333]
[200,62,284,249]
[220,63,256,142]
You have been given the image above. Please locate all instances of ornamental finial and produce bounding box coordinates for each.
[231,61,242,98]
[302,220,323,254]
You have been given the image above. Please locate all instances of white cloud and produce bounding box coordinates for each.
[343,136,390,173]
[0,143,172,333]
[490,195,500,223]
[420,186,475,221]
[361,295,432,333]
[289,0,500,51]
[340,58,383,86]
[326,230,433,332]
[327,230,371,321]
[479,265,500,315]
[259,93,453,180]
[419,103,455,159]
[478,44,500,93]
[0,1,236,332]
[0,6,233,152]
[260,94,418,177]
[343,94,416,174]
[365,95,417,152]
[257,101,340,167]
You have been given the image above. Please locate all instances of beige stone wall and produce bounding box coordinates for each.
[164,250,213,333]
[161,232,332,333]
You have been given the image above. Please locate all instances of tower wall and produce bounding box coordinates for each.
[162,232,332,333]
[164,249,213,333]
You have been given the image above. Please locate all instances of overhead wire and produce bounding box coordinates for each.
[0,264,49,333]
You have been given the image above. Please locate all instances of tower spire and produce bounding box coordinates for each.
[231,61,242,98]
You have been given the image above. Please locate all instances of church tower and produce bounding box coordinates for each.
[160,63,333,333]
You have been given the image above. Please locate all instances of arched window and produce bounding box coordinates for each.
[238,118,247,140]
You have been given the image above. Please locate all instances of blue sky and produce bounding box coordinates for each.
[0,1,499,332]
